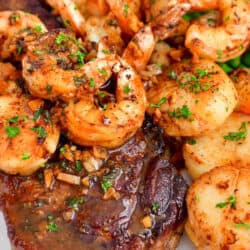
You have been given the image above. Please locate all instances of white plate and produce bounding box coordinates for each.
[0,211,194,250]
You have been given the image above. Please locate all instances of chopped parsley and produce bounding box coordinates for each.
[234,222,250,230]
[123,3,129,17]
[124,85,131,94]
[98,92,106,98]
[33,108,41,121]
[168,70,177,80]
[186,138,197,145]
[59,146,66,154]
[149,97,166,108]
[75,160,83,172]
[168,105,192,119]
[89,78,95,88]
[101,180,112,192]
[67,196,84,209]
[21,153,31,160]
[98,67,109,78]
[102,49,110,54]
[217,49,222,59]
[33,25,42,34]
[216,195,236,209]
[5,125,20,138]
[182,11,207,21]
[223,122,248,141]
[6,116,19,123]
[46,221,59,232]
[151,202,160,211]
[55,33,67,44]
[102,104,108,110]
[31,127,48,139]
[16,45,22,55]
[74,50,87,66]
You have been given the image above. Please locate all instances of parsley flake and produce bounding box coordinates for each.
[223,122,248,141]
[21,153,31,160]
[216,195,236,209]
[46,221,59,232]
[151,202,160,211]
[101,180,112,192]
[235,222,250,230]
[149,97,166,108]
[123,4,129,17]
[168,105,192,119]
[5,125,20,138]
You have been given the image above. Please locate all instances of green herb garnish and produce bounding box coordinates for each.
[5,125,20,138]
[223,122,248,141]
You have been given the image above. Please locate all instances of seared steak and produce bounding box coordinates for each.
[0,118,187,250]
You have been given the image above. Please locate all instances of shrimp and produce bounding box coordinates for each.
[85,0,109,17]
[186,165,250,249]
[185,0,250,62]
[58,55,147,148]
[0,95,60,175]
[0,62,22,95]
[183,112,250,179]
[22,30,91,101]
[85,13,123,51]
[147,59,238,137]
[45,0,85,37]
[0,10,47,61]
[106,0,143,37]
[122,25,156,72]
[142,0,191,40]
[231,68,250,115]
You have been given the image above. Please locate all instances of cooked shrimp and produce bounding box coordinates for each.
[231,68,250,115]
[122,25,155,72]
[185,0,250,62]
[85,0,109,17]
[22,30,90,100]
[0,95,60,175]
[46,0,85,37]
[183,112,250,179]
[85,13,123,52]
[147,59,238,137]
[0,62,22,95]
[150,40,171,69]
[186,165,250,249]
[58,55,147,148]
[0,10,47,60]
[106,0,143,37]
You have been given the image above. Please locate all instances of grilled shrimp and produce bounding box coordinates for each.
[0,95,60,175]
[106,0,143,37]
[0,10,47,60]
[46,0,85,37]
[231,68,250,115]
[183,112,250,179]
[147,59,238,137]
[186,165,250,249]
[59,55,147,148]
[0,62,22,95]
[85,0,109,17]
[22,30,90,101]
[85,13,123,52]
[142,0,191,39]
[122,25,155,72]
[185,0,250,62]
